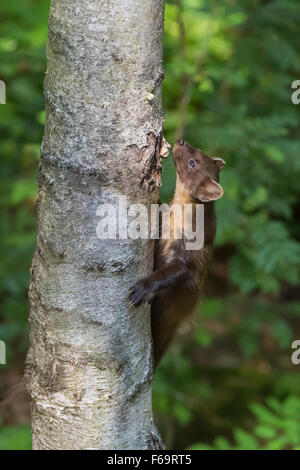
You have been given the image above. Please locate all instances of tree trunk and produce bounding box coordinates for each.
[25,0,165,450]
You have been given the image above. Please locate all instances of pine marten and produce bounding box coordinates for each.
[129,140,225,366]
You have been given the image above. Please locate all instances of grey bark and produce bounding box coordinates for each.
[25,0,166,450]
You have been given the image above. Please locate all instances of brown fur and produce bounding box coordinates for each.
[129,140,225,366]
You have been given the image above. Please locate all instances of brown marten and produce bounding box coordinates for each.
[129,140,225,366]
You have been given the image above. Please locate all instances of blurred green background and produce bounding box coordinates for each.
[1,0,300,450]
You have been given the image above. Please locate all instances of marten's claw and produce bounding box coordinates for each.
[129,280,154,307]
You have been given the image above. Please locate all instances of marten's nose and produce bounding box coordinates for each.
[178,139,184,146]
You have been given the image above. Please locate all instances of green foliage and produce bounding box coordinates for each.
[155,2,300,448]
[153,295,300,448]
[189,395,300,450]
[0,421,31,450]
[0,1,48,356]
[162,0,300,294]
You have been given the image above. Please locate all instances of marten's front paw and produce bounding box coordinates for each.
[129,280,155,307]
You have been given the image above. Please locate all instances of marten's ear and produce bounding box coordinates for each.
[213,157,226,170]
[196,177,224,202]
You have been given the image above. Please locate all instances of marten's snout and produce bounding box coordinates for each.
[173,139,187,164]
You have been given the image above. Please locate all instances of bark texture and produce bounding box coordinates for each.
[25,0,165,450]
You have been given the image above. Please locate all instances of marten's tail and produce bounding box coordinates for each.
[151,290,199,368]
[151,300,180,368]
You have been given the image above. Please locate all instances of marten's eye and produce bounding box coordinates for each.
[188,159,196,169]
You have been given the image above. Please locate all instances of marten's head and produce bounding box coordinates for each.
[173,140,225,203]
